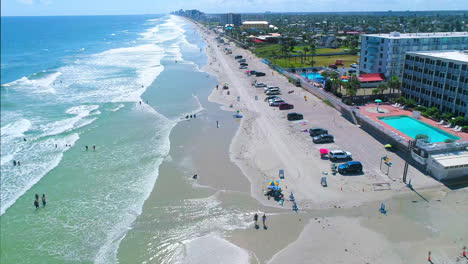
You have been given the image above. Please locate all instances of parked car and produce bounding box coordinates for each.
[255,72,266,77]
[240,63,248,66]
[238,59,246,62]
[265,90,281,95]
[254,82,267,88]
[239,65,247,69]
[264,88,280,94]
[338,161,363,174]
[234,55,242,59]
[269,100,284,106]
[328,64,338,69]
[348,69,357,73]
[248,70,257,76]
[278,103,294,110]
[287,112,303,121]
[312,134,334,143]
[308,128,328,137]
[264,86,279,92]
[350,63,358,68]
[264,95,280,101]
[329,150,352,161]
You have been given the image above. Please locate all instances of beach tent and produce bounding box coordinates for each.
[268,180,280,186]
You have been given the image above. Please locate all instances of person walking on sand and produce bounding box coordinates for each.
[42,194,46,207]
[262,214,266,227]
[254,213,258,225]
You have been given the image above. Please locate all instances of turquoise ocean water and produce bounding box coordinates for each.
[1,15,212,263]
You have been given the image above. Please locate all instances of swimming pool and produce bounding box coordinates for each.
[378,115,460,143]
[300,72,324,82]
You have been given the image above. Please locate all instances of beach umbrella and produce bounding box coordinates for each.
[319,148,329,155]
[267,180,280,187]
[384,144,392,148]
[374,99,382,103]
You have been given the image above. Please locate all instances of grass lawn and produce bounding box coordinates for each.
[273,54,359,68]
[253,44,346,59]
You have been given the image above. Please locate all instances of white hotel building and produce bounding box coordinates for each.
[359,32,468,78]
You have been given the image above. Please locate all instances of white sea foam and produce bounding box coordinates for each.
[3,71,61,93]
[39,105,99,137]
[1,118,32,139]
[0,133,80,215]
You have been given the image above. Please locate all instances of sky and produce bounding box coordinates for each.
[1,0,467,16]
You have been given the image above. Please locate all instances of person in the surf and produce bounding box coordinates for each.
[34,194,39,209]
[85,145,89,151]
[13,160,16,166]
[42,194,46,207]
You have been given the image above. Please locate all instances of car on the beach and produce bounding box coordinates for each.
[240,63,248,66]
[248,71,257,76]
[312,134,334,143]
[309,128,328,137]
[287,112,303,121]
[255,72,266,77]
[338,161,363,174]
[329,150,352,161]
[235,55,242,59]
[238,59,246,63]
[239,65,247,69]
[278,103,294,110]
[254,82,267,88]
[264,95,280,101]
[265,90,281,95]
[350,63,359,68]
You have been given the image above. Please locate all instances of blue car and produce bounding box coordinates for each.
[338,161,363,174]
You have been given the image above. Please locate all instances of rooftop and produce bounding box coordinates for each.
[407,50,468,63]
[242,21,269,25]
[363,31,468,39]
[431,151,468,168]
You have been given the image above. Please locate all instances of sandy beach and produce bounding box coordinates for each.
[187,20,468,264]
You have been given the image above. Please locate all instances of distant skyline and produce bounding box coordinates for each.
[1,0,467,16]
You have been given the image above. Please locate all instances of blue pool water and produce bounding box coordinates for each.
[300,72,324,82]
[378,115,460,143]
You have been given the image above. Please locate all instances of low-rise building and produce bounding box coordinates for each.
[241,21,269,30]
[401,50,468,119]
[426,150,468,181]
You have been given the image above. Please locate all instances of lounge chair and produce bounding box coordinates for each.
[436,120,445,125]
[451,126,460,131]
[443,123,452,128]
[391,103,399,107]
[454,127,462,132]
[399,105,406,109]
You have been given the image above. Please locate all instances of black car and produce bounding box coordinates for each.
[309,128,328,137]
[234,55,242,59]
[248,70,257,76]
[255,72,266,77]
[238,59,246,63]
[312,134,334,143]
[287,112,303,121]
[240,63,248,66]
[338,161,363,174]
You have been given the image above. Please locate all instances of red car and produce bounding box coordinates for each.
[328,64,338,69]
[279,103,294,110]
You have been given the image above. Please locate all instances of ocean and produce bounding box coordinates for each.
[0,14,246,263]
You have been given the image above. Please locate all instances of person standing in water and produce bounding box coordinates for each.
[42,194,46,207]
[34,194,39,209]
[13,160,16,166]
[85,145,89,151]
[17,161,20,166]
[93,145,96,151]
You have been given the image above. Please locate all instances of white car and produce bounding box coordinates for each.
[255,82,267,88]
[329,150,352,161]
[269,99,285,106]
[264,86,279,92]
[264,87,280,94]
[350,63,359,68]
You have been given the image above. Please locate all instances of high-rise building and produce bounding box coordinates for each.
[220,13,242,27]
[401,50,468,119]
[359,32,468,78]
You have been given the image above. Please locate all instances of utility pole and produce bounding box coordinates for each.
[403,140,414,183]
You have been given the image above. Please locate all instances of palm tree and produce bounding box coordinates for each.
[309,43,316,67]
[372,88,380,95]
[377,82,388,95]
[303,47,310,65]
[387,75,401,94]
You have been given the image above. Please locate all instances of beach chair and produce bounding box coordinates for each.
[391,103,399,108]
[279,169,285,179]
[443,123,452,128]
[436,120,445,125]
[399,105,405,109]
[454,127,462,132]
[451,126,460,131]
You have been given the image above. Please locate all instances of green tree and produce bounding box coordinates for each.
[372,88,380,95]
[309,43,316,66]
[387,75,401,94]
[377,82,388,95]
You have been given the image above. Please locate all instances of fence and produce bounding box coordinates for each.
[342,94,401,105]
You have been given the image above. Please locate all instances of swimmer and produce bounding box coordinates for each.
[17,161,20,166]
[42,194,46,207]
[190,115,192,118]
[13,160,17,166]
[85,145,89,151]
[34,199,39,209]
[193,114,196,118]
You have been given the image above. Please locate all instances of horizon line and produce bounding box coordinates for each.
[2,9,467,17]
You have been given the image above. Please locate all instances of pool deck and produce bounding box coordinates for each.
[358,103,468,142]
